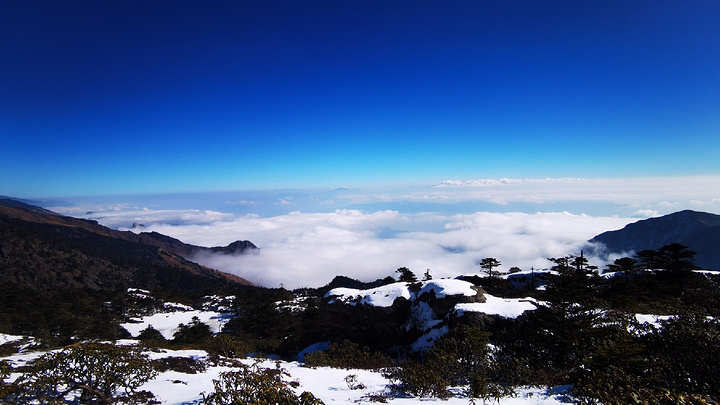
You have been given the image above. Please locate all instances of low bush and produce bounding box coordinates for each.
[201,361,324,405]
[344,374,366,390]
[385,361,452,399]
[0,360,12,400]
[6,343,157,404]
[387,326,514,402]
[137,325,166,343]
[205,333,252,359]
[173,316,214,345]
[153,356,207,374]
[303,340,393,370]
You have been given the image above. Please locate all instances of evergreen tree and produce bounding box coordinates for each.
[504,255,606,378]
[396,267,417,282]
[605,256,639,285]
[655,243,697,272]
[173,316,213,344]
[636,249,658,270]
[479,258,502,279]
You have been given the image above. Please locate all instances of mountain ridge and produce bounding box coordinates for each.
[589,210,720,269]
[0,199,255,293]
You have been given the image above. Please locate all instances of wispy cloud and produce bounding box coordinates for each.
[325,176,720,217]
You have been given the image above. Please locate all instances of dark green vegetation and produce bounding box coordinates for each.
[2,343,158,404]
[0,343,324,405]
[201,362,324,405]
[0,200,253,346]
[462,247,720,404]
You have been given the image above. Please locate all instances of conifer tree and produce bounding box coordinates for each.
[396,267,417,282]
[479,258,501,279]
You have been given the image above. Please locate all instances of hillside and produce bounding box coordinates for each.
[0,199,255,293]
[589,210,720,269]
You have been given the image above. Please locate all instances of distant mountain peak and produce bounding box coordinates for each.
[589,210,720,270]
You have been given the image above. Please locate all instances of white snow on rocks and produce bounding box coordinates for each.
[326,283,413,307]
[417,279,478,298]
[325,279,481,308]
[454,294,538,319]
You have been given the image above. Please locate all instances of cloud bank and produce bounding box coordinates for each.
[54,206,633,289]
[47,176,720,289]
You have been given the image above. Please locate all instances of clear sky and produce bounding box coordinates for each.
[2,1,720,198]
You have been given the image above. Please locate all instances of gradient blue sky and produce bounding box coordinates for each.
[2,1,720,198]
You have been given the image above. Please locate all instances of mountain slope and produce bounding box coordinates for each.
[589,210,720,269]
[0,199,254,293]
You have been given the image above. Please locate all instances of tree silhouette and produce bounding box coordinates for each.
[396,267,417,282]
[606,256,639,285]
[655,243,697,272]
[479,258,501,279]
[636,249,658,270]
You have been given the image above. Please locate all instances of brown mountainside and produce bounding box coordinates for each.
[0,200,255,294]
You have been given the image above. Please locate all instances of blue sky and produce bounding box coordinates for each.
[2,1,720,199]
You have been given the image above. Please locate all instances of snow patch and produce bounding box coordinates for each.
[454,294,538,319]
[326,283,412,307]
[121,310,230,340]
[418,279,478,298]
[326,279,479,308]
[0,333,24,346]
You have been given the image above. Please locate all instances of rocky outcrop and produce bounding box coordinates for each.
[321,279,488,353]
[415,282,486,319]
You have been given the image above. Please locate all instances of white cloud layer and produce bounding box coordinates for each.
[47,176,720,289]
[55,207,633,289]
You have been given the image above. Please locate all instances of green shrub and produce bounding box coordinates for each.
[386,326,513,401]
[7,343,157,404]
[206,333,252,359]
[173,316,214,345]
[646,313,720,399]
[385,361,453,399]
[201,361,324,405]
[303,340,393,370]
[152,356,206,374]
[137,325,166,342]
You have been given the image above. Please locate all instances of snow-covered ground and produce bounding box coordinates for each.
[455,294,538,319]
[121,309,232,340]
[1,346,571,405]
[0,333,24,346]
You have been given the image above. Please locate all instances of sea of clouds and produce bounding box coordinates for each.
[49,176,720,289]
[52,206,632,289]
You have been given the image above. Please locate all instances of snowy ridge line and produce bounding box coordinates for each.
[325,279,478,307]
[325,278,538,318]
